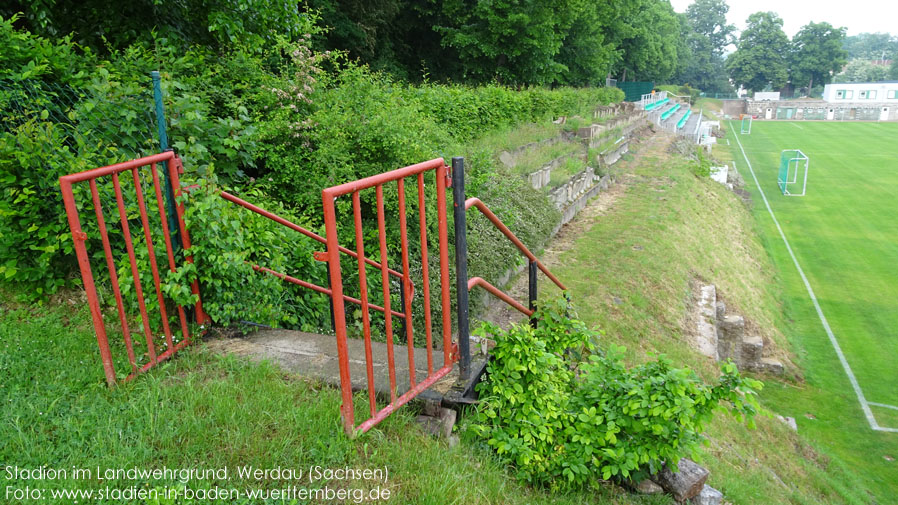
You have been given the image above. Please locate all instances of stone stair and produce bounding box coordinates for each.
[695,284,784,374]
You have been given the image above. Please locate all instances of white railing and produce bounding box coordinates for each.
[640,90,668,110]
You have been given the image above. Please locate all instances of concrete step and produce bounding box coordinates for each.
[682,113,700,133]
[741,335,764,365]
[206,329,484,403]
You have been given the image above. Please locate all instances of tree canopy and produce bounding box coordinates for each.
[677,0,735,92]
[3,0,876,95]
[726,12,790,93]
[842,32,898,60]
[790,22,847,91]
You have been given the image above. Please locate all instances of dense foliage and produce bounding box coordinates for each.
[842,32,898,60]
[4,0,699,86]
[471,298,762,489]
[0,11,621,338]
[790,23,848,92]
[676,0,735,93]
[726,12,791,93]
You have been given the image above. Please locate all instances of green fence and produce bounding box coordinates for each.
[0,78,160,161]
[617,81,655,102]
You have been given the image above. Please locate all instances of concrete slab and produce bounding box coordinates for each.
[206,329,483,403]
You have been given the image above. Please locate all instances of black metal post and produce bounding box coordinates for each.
[325,262,336,333]
[452,157,471,380]
[528,260,538,328]
[398,279,407,339]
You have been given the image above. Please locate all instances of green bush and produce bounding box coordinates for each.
[0,18,266,299]
[1,12,624,331]
[175,182,331,330]
[472,297,762,489]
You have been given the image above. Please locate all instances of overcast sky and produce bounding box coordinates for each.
[669,0,897,39]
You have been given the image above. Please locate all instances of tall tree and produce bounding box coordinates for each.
[890,56,898,80]
[685,0,735,56]
[790,22,847,92]
[726,12,790,92]
[555,0,618,86]
[430,0,577,85]
[677,0,736,92]
[614,0,685,82]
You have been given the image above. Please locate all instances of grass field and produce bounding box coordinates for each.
[726,120,898,498]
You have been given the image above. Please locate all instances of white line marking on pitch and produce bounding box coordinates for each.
[731,123,898,433]
[790,123,804,130]
[870,402,898,411]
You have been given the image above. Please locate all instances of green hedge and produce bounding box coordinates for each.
[1,15,623,334]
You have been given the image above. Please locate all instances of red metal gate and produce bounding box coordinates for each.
[59,151,206,386]
[322,158,457,434]
[61,151,566,436]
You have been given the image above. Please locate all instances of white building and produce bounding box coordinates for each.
[823,82,898,102]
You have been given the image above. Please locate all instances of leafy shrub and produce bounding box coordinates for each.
[0,18,267,299]
[472,297,762,489]
[176,182,331,330]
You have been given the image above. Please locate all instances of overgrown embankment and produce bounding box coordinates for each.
[511,132,875,504]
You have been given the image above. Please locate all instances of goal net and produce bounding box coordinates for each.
[740,116,752,134]
[778,149,809,196]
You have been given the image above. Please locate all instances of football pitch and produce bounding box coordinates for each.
[729,120,898,434]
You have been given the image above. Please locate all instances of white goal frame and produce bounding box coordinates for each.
[740,116,752,134]
[778,149,809,197]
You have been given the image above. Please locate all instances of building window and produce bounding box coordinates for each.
[889,90,898,99]
[836,90,854,100]
[859,91,866,99]
[868,90,877,100]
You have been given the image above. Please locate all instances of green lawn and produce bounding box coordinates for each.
[0,290,674,504]
[726,120,898,498]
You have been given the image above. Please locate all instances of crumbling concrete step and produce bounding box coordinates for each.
[206,329,463,399]
[741,336,764,366]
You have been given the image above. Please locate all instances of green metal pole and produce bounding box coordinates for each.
[151,71,181,251]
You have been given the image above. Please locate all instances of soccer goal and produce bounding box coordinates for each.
[740,115,752,134]
[778,149,809,196]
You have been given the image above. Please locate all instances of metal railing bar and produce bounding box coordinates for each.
[132,165,175,350]
[149,162,190,343]
[416,172,434,375]
[89,179,138,373]
[352,191,378,416]
[396,178,417,388]
[220,191,405,280]
[355,364,454,434]
[435,164,453,366]
[467,277,534,317]
[250,264,407,319]
[323,158,446,198]
[59,151,175,184]
[112,172,158,363]
[168,156,207,328]
[376,185,398,401]
[464,197,566,290]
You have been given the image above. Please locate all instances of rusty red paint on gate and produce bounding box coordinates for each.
[60,151,207,386]
[321,158,456,435]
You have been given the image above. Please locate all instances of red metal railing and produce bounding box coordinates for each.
[322,158,456,435]
[218,191,407,319]
[59,151,206,386]
[465,197,566,312]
